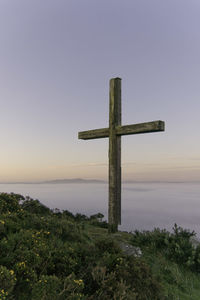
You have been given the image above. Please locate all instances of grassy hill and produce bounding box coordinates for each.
[0,192,200,299]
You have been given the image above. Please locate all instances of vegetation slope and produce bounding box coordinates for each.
[0,193,200,299]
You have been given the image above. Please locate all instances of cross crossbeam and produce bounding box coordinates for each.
[78,120,164,140]
[78,78,165,233]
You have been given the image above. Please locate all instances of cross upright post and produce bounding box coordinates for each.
[109,78,121,232]
[78,78,165,233]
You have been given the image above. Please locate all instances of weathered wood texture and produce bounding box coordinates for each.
[78,121,164,140]
[78,77,165,233]
[78,128,109,140]
[109,78,121,230]
[116,120,165,136]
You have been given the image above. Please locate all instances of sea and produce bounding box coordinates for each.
[0,182,200,237]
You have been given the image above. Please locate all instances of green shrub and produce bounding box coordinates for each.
[131,224,199,271]
[31,275,61,299]
[95,237,121,255]
[0,193,23,213]
[62,209,75,219]
[1,193,200,299]
[74,213,89,221]
[0,265,16,298]
[21,198,51,215]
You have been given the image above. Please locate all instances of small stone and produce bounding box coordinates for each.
[118,242,142,257]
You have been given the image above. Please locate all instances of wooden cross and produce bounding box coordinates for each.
[78,78,165,232]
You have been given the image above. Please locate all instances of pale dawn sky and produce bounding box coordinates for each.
[1,0,200,182]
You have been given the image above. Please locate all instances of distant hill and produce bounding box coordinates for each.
[40,178,106,184]
[0,178,106,184]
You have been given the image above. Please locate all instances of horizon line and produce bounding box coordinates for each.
[0,178,200,184]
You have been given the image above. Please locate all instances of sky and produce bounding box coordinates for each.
[0,0,200,182]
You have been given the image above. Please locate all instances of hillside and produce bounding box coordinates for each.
[0,193,200,299]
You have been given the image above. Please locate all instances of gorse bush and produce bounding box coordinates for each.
[130,226,200,299]
[0,193,163,299]
[1,192,200,299]
[131,223,200,271]
[21,197,51,215]
[0,193,23,214]
[0,265,16,299]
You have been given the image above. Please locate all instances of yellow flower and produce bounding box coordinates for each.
[9,270,14,275]
[17,261,26,268]
[73,279,84,286]
[0,220,5,224]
